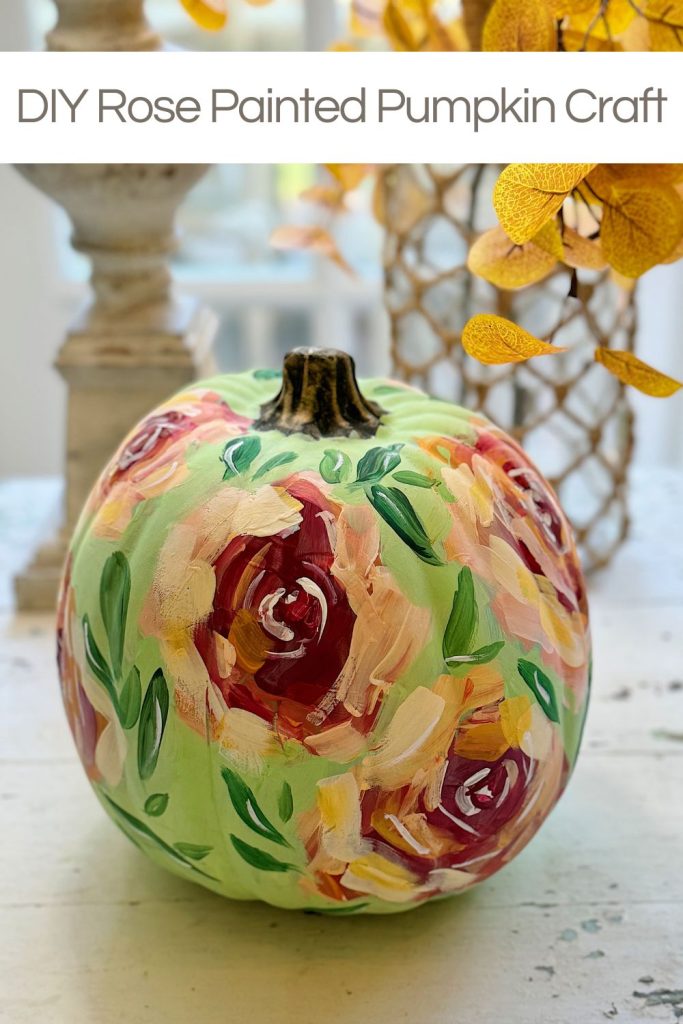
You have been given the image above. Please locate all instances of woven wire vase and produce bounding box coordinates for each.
[382,164,636,573]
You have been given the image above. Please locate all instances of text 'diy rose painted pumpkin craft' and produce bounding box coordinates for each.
[57,348,590,914]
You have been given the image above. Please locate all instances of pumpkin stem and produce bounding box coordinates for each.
[255,348,385,439]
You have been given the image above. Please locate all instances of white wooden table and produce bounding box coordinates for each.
[1,473,681,1024]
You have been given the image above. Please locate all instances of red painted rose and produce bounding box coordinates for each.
[194,480,357,739]
[425,747,532,861]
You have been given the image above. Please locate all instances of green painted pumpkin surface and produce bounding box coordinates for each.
[57,351,590,914]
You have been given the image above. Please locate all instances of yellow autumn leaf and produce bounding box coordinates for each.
[494,163,596,245]
[325,164,369,191]
[663,232,683,264]
[179,0,228,30]
[383,0,434,50]
[431,16,470,50]
[545,0,595,14]
[561,227,607,270]
[467,224,558,289]
[566,0,637,38]
[600,184,683,277]
[595,348,682,397]
[270,225,353,274]
[483,0,557,50]
[462,314,566,364]
[533,219,565,258]
[646,0,683,50]
[619,13,651,48]
[561,28,624,48]
[588,164,683,197]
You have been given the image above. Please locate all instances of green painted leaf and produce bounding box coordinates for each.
[392,471,437,489]
[319,449,352,484]
[229,835,296,873]
[445,640,505,668]
[174,842,213,861]
[314,902,371,915]
[99,551,130,679]
[221,767,290,847]
[253,368,282,380]
[220,435,261,480]
[102,795,218,880]
[443,567,478,662]
[278,781,294,823]
[144,793,169,817]
[368,485,444,567]
[518,659,561,723]
[82,615,116,700]
[252,451,297,481]
[137,669,169,780]
[356,444,404,483]
[119,665,142,729]
[373,385,406,395]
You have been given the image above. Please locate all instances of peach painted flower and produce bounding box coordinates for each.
[141,476,429,762]
[88,389,250,540]
[421,429,590,694]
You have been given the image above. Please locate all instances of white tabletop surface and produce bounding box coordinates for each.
[1,472,681,1024]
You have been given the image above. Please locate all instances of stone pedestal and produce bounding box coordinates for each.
[14,164,217,611]
[47,0,161,51]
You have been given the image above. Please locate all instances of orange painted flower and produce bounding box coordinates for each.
[421,425,590,695]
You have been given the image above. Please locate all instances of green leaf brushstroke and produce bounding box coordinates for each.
[174,842,213,861]
[137,669,169,780]
[221,767,290,847]
[252,451,298,481]
[119,665,142,729]
[82,615,116,701]
[220,435,262,480]
[99,550,131,679]
[229,835,297,873]
[445,640,505,668]
[144,793,169,817]
[102,795,218,880]
[392,471,437,489]
[355,444,404,483]
[369,484,444,566]
[278,781,294,823]
[319,449,352,484]
[253,368,282,381]
[443,566,477,661]
[518,659,561,723]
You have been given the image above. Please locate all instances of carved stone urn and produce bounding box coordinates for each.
[14,163,217,609]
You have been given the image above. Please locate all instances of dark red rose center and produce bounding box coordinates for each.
[427,749,532,845]
[196,483,357,718]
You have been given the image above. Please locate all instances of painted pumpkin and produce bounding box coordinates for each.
[57,348,590,914]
